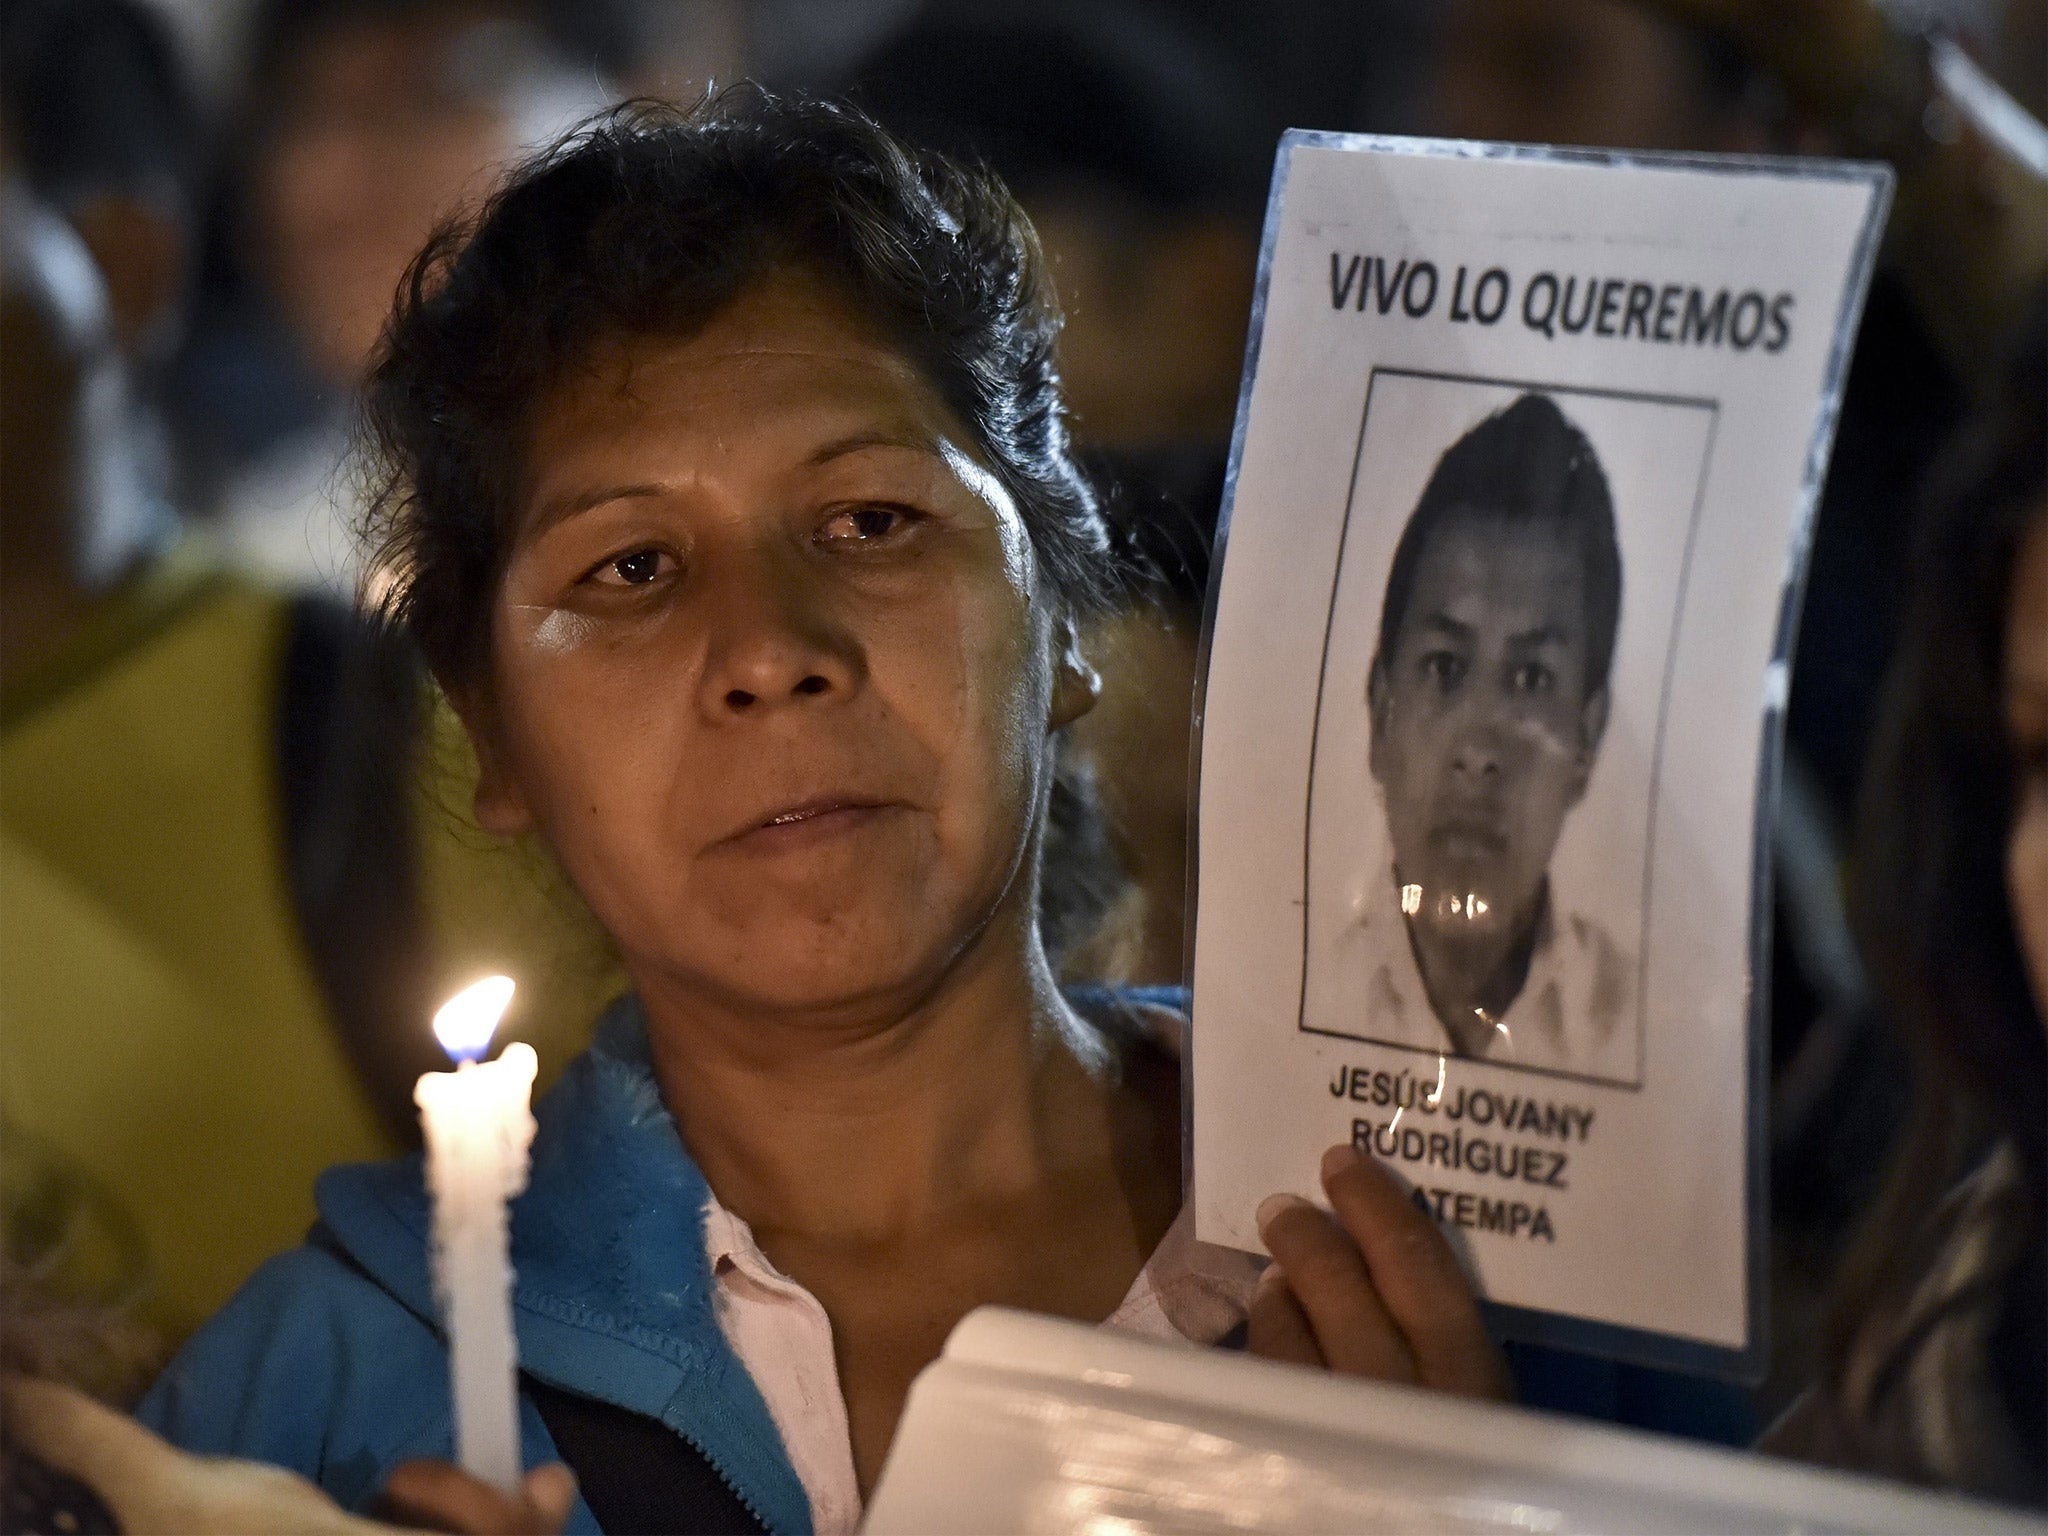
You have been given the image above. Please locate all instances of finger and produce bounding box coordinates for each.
[377,1459,577,1536]
[1257,1192,1416,1381]
[521,1464,579,1532]
[1244,1265,1325,1368]
[1319,1143,1511,1399]
[376,1459,515,1534]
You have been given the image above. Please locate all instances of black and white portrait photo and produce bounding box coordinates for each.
[1190,136,1887,1352]
[1300,375,1716,1088]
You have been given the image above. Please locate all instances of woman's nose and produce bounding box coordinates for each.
[695,554,863,720]
[720,668,837,712]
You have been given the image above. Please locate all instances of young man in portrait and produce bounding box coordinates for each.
[1322,392,1635,1079]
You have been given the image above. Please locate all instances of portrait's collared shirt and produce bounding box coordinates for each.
[1309,868,1637,1082]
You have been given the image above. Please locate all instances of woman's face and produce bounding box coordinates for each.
[2007,512,2048,1026]
[471,273,1092,1019]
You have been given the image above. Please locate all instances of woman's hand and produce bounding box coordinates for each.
[1248,1142,1512,1401]
[374,1460,578,1534]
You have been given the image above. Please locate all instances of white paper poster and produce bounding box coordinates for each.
[1190,134,1889,1368]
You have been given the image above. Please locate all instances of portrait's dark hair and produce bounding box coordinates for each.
[360,89,1113,695]
[1826,303,2045,1484]
[1374,393,1623,696]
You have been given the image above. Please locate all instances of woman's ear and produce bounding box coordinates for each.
[1048,616,1102,730]
[448,688,536,837]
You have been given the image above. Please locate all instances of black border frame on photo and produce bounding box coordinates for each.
[1294,365,1719,1093]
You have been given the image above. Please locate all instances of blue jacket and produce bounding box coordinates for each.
[137,999,810,1535]
[138,990,1755,1534]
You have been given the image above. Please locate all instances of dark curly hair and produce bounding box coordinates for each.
[359,88,1113,694]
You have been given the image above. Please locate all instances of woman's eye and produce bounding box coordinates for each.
[1510,661,1555,695]
[820,505,912,544]
[588,548,674,587]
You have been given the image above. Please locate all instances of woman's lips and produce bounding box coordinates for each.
[718,798,905,854]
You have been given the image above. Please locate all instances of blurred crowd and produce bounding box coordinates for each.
[1,0,2042,1523]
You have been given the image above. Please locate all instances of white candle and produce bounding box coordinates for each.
[416,976,536,1495]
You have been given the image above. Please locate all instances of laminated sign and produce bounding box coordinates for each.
[1190,134,1890,1373]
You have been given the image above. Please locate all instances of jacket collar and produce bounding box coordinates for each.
[313,996,810,1535]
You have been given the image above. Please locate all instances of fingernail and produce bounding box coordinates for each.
[1322,1142,1363,1181]
[1256,1192,1310,1235]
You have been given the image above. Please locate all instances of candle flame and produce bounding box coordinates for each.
[433,976,515,1063]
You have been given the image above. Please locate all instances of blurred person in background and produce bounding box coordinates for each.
[0,0,412,1359]
[198,0,626,595]
[0,0,616,1363]
[1766,308,2045,1508]
[849,8,1269,986]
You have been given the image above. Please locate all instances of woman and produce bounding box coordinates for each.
[137,93,1503,1535]
[1767,313,2045,1506]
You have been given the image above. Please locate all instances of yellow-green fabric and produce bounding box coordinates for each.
[0,569,622,1346]
[0,576,393,1342]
